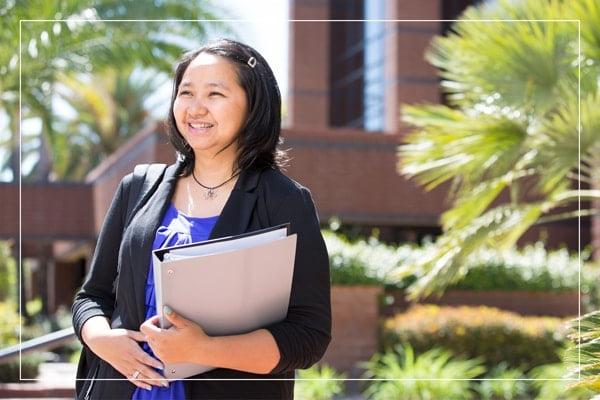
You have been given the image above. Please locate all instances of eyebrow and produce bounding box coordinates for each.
[179,81,230,91]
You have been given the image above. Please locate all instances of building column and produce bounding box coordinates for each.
[288,0,331,128]
[384,0,442,135]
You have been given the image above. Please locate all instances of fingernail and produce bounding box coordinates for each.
[145,386,152,391]
[163,305,172,315]
[162,381,170,388]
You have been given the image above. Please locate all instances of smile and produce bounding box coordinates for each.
[189,122,214,129]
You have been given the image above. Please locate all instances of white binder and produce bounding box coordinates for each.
[151,223,297,380]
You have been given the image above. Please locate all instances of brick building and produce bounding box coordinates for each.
[1,0,589,312]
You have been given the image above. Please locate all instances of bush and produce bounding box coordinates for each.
[528,363,592,400]
[0,301,42,382]
[475,363,529,400]
[0,354,44,382]
[0,241,16,302]
[323,231,422,287]
[382,305,567,370]
[450,242,581,293]
[323,230,585,293]
[0,301,19,346]
[21,306,79,362]
[294,364,346,400]
[361,344,485,399]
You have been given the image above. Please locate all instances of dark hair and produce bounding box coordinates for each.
[166,38,288,176]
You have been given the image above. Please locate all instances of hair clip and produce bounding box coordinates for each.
[247,56,257,68]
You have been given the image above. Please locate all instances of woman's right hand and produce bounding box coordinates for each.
[83,318,168,391]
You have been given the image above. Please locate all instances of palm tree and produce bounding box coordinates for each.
[396,0,600,299]
[0,0,229,316]
[0,0,225,182]
[51,67,167,181]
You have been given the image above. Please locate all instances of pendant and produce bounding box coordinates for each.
[204,188,216,200]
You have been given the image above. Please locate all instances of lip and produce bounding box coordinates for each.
[186,121,215,134]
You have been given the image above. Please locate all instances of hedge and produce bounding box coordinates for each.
[382,304,567,370]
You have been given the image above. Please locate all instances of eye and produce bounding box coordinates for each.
[178,90,192,96]
[209,91,223,97]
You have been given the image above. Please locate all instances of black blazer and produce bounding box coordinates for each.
[72,159,332,399]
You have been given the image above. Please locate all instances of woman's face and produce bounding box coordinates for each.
[173,53,248,159]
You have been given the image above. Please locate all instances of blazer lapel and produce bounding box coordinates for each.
[129,162,262,326]
[208,166,261,239]
[130,160,182,325]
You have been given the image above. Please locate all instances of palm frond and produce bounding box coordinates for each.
[400,203,543,300]
[399,104,527,192]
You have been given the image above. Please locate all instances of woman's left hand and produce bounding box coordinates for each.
[140,306,212,365]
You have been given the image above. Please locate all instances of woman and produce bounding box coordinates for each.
[72,38,331,400]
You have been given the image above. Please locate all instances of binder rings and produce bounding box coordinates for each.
[151,223,297,379]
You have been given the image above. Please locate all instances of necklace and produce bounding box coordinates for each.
[191,170,240,200]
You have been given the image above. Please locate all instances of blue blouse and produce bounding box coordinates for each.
[132,203,219,400]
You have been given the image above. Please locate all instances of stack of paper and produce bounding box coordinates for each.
[151,223,297,379]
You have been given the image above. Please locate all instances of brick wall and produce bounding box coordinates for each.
[5,124,585,249]
[320,286,383,375]
[289,1,331,128]
[20,184,94,241]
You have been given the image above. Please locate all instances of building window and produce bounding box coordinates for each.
[329,0,387,131]
[363,0,386,131]
[329,0,365,128]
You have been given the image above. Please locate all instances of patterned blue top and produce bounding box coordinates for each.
[132,203,219,400]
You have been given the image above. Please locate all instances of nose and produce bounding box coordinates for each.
[187,97,209,117]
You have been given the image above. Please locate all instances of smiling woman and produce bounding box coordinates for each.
[71,38,331,400]
[172,53,248,162]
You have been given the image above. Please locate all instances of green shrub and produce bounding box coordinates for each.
[382,305,567,370]
[361,344,485,399]
[528,363,591,400]
[0,301,42,382]
[294,364,346,400]
[475,363,529,400]
[324,231,422,287]
[0,301,19,346]
[451,242,581,292]
[0,354,44,382]
[20,306,79,362]
[0,241,16,302]
[323,230,585,293]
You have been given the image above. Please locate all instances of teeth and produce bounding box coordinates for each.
[189,123,213,129]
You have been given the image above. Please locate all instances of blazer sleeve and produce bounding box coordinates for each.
[71,174,131,344]
[264,186,332,374]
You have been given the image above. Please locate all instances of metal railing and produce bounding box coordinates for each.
[0,327,76,364]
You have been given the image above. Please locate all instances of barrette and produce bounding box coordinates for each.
[247,56,257,68]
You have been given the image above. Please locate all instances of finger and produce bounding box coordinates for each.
[115,364,154,391]
[163,305,189,328]
[135,364,169,388]
[127,330,147,342]
[128,377,152,391]
[140,318,162,337]
[134,348,164,371]
[146,315,161,327]
[119,368,152,391]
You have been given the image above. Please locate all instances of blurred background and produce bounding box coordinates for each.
[1,0,599,398]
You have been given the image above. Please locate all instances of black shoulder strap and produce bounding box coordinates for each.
[124,163,167,227]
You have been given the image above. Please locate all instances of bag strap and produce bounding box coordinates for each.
[124,163,167,227]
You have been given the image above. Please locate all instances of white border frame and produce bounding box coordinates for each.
[18,17,582,386]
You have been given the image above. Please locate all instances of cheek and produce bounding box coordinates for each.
[172,103,187,130]
[173,100,183,119]
[232,101,248,127]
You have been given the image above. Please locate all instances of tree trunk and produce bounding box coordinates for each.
[9,107,20,183]
[36,132,52,182]
[12,242,30,322]
[37,254,49,316]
